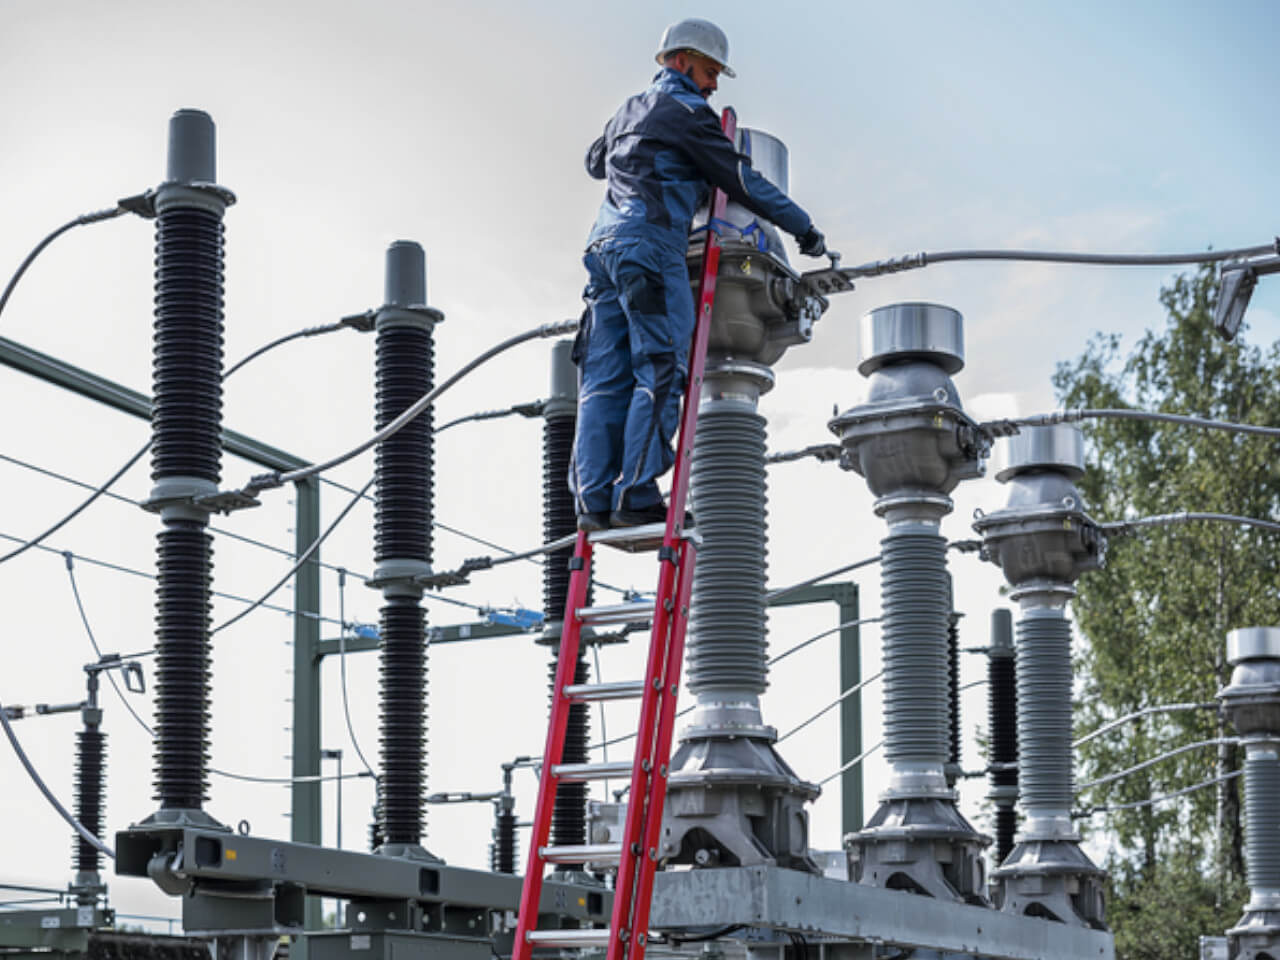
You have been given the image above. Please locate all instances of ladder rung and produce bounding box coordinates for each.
[539,843,623,865]
[551,760,633,781]
[563,680,646,703]
[576,600,653,626]
[526,929,612,948]
[588,521,701,552]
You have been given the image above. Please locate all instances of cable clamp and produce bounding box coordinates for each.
[339,310,377,332]
[568,556,585,571]
[116,190,158,220]
[657,545,677,564]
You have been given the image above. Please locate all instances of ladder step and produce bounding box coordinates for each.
[576,600,653,626]
[589,521,701,553]
[539,843,623,865]
[526,929,612,948]
[551,760,633,782]
[563,680,646,703]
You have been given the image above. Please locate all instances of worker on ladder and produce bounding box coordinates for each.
[571,17,829,533]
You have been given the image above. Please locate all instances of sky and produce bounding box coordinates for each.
[2,0,1280,931]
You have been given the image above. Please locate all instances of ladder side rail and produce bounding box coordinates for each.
[624,539,698,960]
[660,105,737,548]
[605,564,678,956]
[513,532,595,959]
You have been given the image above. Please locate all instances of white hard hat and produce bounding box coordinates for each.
[654,18,736,78]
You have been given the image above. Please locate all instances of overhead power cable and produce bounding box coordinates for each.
[1,204,136,322]
[0,316,370,571]
[846,240,1279,280]
[1074,769,1244,818]
[435,399,545,434]
[242,318,579,495]
[1076,737,1240,793]
[1074,702,1220,748]
[818,741,883,787]
[1101,512,1280,537]
[983,408,1280,441]
[776,671,883,744]
[768,617,879,668]
[211,477,376,635]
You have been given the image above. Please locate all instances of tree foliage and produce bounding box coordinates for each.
[1052,264,1280,954]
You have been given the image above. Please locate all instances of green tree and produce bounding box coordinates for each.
[1051,263,1280,959]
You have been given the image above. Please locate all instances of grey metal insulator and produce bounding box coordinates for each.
[687,405,768,694]
[1246,747,1280,893]
[1016,609,1074,823]
[879,527,949,766]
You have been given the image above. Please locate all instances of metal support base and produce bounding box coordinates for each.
[662,736,819,871]
[991,838,1106,928]
[845,797,990,904]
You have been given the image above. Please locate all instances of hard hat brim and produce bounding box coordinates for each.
[655,48,736,79]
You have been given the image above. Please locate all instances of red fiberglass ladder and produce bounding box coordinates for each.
[512,107,738,960]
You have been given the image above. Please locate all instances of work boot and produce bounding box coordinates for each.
[577,511,610,533]
[610,503,695,529]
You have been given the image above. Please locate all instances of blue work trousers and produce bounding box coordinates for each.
[571,238,695,515]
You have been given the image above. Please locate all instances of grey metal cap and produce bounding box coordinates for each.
[858,303,964,376]
[737,128,788,195]
[1227,627,1280,666]
[166,108,216,183]
[385,240,426,307]
[994,424,1086,483]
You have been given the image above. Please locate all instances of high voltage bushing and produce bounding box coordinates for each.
[491,762,519,874]
[365,241,442,861]
[973,424,1107,927]
[74,684,106,904]
[945,577,963,789]
[539,341,593,864]
[140,109,235,827]
[1218,627,1280,959]
[662,130,826,872]
[830,302,992,904]
[987,608,1019,867]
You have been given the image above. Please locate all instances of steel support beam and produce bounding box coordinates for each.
[768,581,862,833]
[649,865,1114,960]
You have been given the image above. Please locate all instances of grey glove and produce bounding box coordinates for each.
[797,225,826,258]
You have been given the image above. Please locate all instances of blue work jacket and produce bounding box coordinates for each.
[584,68,812,254]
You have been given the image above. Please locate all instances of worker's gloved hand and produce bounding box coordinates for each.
[797,225,826,258]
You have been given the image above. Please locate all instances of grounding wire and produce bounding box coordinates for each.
[65,552,154,736]
[1074,701,1220,748]
[818,740,883,787]
[67,549,373,787]
[1076,737,1240,793]
[1102,512,1280,538]
[846,240,1279,280]
[1074,769,1244,819]
[336,569,378,781]
[776,671,883,744]
[241,317,579,495]
[0,530,344,627]
[985,408,1280,440]
[765,554,881,602]
[0,693,114,857]
[0,205,130,322]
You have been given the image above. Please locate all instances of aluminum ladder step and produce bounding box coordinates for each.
[538,842,623,866]
[551,760,633,782]
[589,521,701,553]
[575,600,653,627]
[525,929,612,948]
[563,680,646,703]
